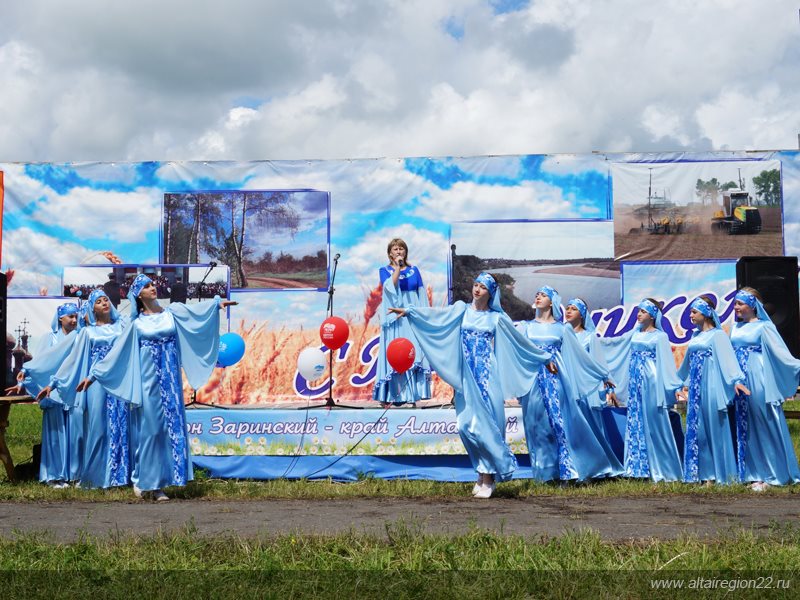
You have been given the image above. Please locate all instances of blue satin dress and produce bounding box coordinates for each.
[604,330,684,481]
[677,329,743,484]
[51,320,129,489]
[373,265,431,405]
[92,299,221,491]
[730,321,800,485]
[406,302,550,482]
[518,321,619,481]
[574,330,624,477]
[23,331,75,483]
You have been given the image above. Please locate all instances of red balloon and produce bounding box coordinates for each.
[387,337,416,374]
[319,316,350,350]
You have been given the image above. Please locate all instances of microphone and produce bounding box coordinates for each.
[209,261,218,267]
[398,258,405,267]
[333,253,341,261]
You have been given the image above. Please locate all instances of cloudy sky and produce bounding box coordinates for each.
[2,0,799,162]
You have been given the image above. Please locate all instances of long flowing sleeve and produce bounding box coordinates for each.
[91,323,145,406]
[760,323,800,404]
[49,329,94,408]
[405,302,467,392]
[22,331,80,402]
[559,326,609,400]
[601,331,634,403]
[655,331,683,408]
[495,314,552,398]
[168,297,222,390]
[712,329,745,386]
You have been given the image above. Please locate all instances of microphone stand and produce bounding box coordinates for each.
[185,263,226,410]
[305,253,362,410]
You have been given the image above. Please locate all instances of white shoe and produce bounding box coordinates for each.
[472,476,482,496]
[750,481,769,492]
[474,482,496,499]
[133,484,144,499]
[153,490,170,502]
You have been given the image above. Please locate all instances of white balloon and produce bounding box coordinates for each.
[297,347,326,381]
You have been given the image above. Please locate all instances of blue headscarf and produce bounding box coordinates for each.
[86,289,120,325]
[51,303,79,333]
[536,285,562,321]
[474,272,503,313]
[690,297,721,329]
[567,297,595,332]
[637,299,664,331]
[128,274,154,319]
[734,289,771,323]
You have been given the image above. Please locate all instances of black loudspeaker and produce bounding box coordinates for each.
[736,256,800,358]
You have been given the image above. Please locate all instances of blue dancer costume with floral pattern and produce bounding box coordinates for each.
[91,278,221,492]
[373,265,431,405]
[730,318,800,485]
[50,291,129,488]
[603,323,684,481]
[677,322,743,484]
[517,320,619,481]
[404,274,551,483]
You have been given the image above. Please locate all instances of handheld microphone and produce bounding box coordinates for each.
[398,258,405,267]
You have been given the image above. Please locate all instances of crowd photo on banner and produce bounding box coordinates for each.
[3,150,800,498]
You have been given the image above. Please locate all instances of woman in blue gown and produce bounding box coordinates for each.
[517,286,620,482]
[603,299,684,481]
[564,298,623,477]
[373,238,431,406]
[38,290,130,489]
[730,287,800,489]
[90,275,235,500]
[6,303,79,487]
[677,295,748,485]
[389,273,552,498]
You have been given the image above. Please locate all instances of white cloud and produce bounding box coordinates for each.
[31,186,161,243]
[415,179,578,221]
[3,227,96,295]
[1,2,799,164]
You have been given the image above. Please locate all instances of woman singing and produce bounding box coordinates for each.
[373,238,431,406]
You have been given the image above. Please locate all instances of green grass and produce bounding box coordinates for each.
[0,526,798,598]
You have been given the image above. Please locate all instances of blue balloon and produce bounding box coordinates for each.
[217,332,246,367]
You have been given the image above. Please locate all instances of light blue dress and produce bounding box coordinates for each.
[574,330,624,476]
[51,320,130,489]
[604,330,684,482]
[677,328,743,484]
[22,330,75,483]
[406,302,551,482]
[517,321,619,481]
[730,320,800,485]
[373,265,431,405]
[91,299,221,491]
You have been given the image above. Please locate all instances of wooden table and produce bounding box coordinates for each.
[0,395,34,482]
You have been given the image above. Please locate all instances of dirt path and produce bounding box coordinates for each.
[246,276,314,288]
[2,495,798,542]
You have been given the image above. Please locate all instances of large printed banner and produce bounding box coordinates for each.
[2,151,799,405]
[185,408,525,457]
